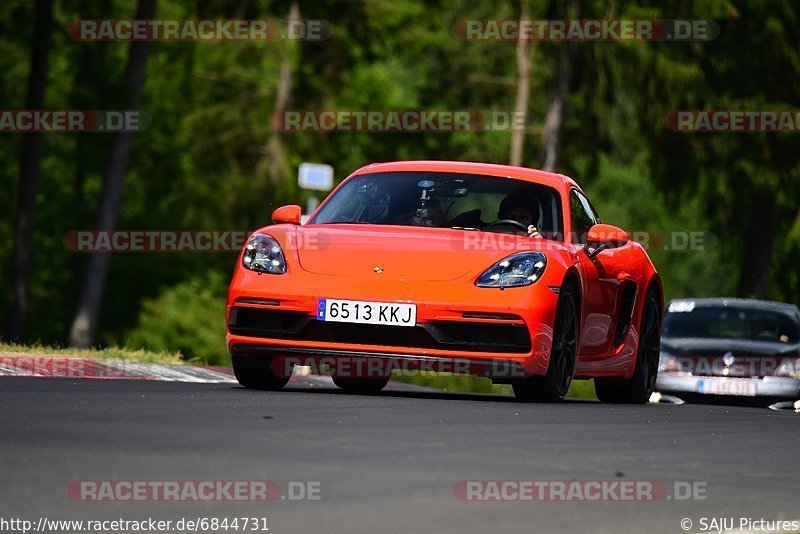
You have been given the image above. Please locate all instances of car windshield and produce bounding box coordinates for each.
[310,171,564,239]
[662,303,799,343]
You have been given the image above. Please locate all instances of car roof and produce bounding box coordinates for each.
[667,297,800,315]
[352,160,580,191]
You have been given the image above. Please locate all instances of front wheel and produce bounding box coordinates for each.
[513,283,578,403]
[595,287,661,404]
[232,354,290,390]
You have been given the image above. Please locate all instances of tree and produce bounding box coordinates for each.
[69,0,157,347]
[258,2,300,185]
[622,0,800,299]
[509,2,531,167]
[539,40,574,171]
[6,0,54,341]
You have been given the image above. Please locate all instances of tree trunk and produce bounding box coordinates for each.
[736,191,777,299]
[261,2,299,185]
[69,0,156,347]
[6,0,54,341]
[539,40,574,171]
[509,3,531,167]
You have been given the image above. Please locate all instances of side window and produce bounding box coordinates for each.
[570,189,598,244]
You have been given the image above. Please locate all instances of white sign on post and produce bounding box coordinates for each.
[298,163,334,191]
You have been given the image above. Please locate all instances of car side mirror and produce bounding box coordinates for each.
[584,224,629,258]
[271,204,302,225]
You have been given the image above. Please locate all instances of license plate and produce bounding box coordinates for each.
[697,378,757,397]
[317,299,417,327]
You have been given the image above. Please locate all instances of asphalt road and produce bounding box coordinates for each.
[1,377,798,534]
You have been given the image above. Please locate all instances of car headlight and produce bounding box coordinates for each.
[475,252,546,288]
[242,234,286,274]
[658,351,692,375]
[658,352,680,373]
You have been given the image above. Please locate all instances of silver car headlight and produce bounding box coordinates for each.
[658,351,678,372]
[775,358,800,379]
[658,351,690,374]
[475,252,546,288]
[242,234,286,274]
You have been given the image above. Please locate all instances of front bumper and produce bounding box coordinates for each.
[656,373,800,400]
[226,268,559,378]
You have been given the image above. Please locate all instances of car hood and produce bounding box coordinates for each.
[293,224,541,281]
[661,337,799,358]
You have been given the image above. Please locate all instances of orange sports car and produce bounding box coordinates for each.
[226,161,663,403]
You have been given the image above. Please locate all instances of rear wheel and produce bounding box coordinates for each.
[232,354,290,390]
[595,287,661,404]
[332,376,390,394]
[513,283,578,402]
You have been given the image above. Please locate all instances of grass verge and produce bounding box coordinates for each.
[0,342,185,365]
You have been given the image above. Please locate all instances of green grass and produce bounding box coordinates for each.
[566,380,597,400]
[394,373,598,400]
[0,342,185,364]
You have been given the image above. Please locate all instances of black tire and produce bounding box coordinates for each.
[513,283,578,403]
[232,354,290,390]
[595,287,661,404]
[332,376,390,394]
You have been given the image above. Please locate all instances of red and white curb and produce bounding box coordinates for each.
[0,354,432,391]
[0,355,237,383]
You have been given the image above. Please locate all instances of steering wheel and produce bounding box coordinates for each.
[485,219,529,232]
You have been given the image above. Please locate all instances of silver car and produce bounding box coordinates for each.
[656,298,800,401]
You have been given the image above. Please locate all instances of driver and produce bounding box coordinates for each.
[498,193,542,238]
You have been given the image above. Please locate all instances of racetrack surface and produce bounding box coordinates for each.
[1,377,798,534]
